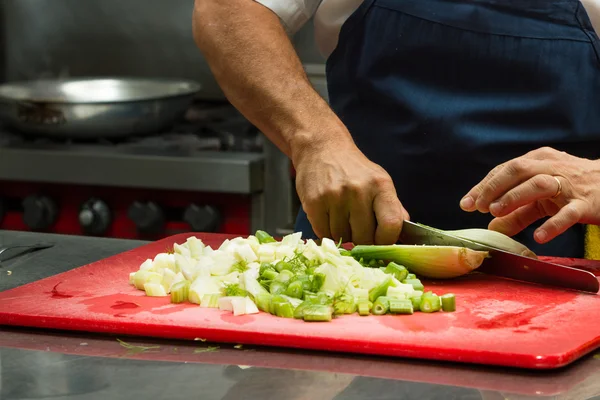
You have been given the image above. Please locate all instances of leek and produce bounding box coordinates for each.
[200,294,220,308]
[351,245,488,279]
[144,283,167,297]
[170,280,190,303]
[445,228,537,258]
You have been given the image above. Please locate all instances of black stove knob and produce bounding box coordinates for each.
[22,195,58,230]
[79,198,111,235]
[128,201,165,235]
[183,204,221,232]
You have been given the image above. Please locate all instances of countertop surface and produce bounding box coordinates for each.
[1,230,600,400]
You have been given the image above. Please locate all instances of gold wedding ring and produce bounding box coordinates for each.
[551,176,562,198]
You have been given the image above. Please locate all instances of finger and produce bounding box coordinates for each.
[303,201,331,240]
[489,174,561,217]
[373,189,404,245]
[488,202,547,237]
[349,193,376,245]
[329,203,351,243]
[535,201,584,243]
[461,165,505,212]
[474,159,554,213]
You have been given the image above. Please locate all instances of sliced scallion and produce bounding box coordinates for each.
[441,293,456,312]
[389,299,414,314]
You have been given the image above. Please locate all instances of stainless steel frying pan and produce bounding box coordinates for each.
[0,77,202,139]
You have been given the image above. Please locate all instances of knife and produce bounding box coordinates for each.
[399,220,599,293]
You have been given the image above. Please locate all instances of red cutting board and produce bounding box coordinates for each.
[1,233,600,370]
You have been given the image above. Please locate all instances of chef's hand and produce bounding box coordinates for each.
[294,142,409,245]
[460,147,600,244]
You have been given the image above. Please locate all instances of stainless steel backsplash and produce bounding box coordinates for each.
[0,0,325,99]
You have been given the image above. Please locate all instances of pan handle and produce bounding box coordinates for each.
[16,101,66,125]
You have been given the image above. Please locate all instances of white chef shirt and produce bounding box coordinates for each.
[256,0,600,58]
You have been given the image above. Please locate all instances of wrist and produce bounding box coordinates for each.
[289,122,356,167]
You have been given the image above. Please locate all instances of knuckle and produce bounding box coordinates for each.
[531,175,554,192]
[379,214,403,229]
[507,159,527,176]
[562,204,581,222]
[342,180,365,194]
[372,173,392,189]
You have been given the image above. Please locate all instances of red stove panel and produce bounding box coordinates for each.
[0,181,251,239]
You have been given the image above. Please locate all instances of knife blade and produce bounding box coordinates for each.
[399,220,599,293]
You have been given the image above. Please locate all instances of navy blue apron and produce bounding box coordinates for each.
[295,0,600,257]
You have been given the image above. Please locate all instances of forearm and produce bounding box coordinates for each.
[192,0,354,163]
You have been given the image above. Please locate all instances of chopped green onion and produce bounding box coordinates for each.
[311,273,326,292]
[384,262,408,281]
[404,279,424,291]
[420,293,441,313]
[274,302,294,318]
[333,293,356,315]
[285,280,304,299]
[255,230,277,244]
[275,269,295,283]
[441,293,456,312]
[369,276,393,302]
[303,305,333,322]
[358,301,370,316]
[406,273,417,280]
[269,281,287,295]
[275,261,293,273]
[410,294,422,311]
[372,296,390,315]
[170,280,190,303]
[339,249,352,256]
[389,299,414,315]
[255,293,272,313]
[293,301,312,319]
[386,286,410,299]
[261,269,279,281]
[304,293,318,303]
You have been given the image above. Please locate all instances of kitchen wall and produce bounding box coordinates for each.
[0,0,326,99]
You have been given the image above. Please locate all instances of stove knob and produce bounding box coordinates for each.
[22,195,58,230]
[79,198,111,235]
[183,204,221,232]
[128,201,165,235]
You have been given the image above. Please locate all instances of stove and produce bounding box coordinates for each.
[0,102,276,240]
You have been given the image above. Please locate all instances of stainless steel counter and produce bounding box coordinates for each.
[1,230,599,400]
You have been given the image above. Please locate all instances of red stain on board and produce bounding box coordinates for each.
[50,282,73,299]
[528,327,548,332]
[111,301,140,310]
[80,292,188,317]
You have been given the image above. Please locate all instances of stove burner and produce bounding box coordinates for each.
[0,101,263,153]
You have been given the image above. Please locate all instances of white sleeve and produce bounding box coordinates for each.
[255,0,322,35]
